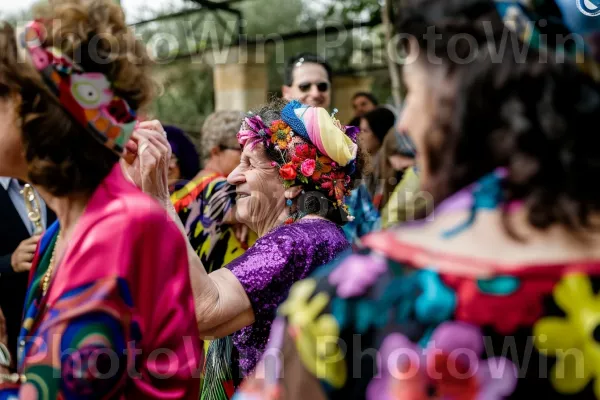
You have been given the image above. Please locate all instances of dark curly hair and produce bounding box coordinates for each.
[252,98,370,226]
[0,0,154,197]
[398,0,600,233]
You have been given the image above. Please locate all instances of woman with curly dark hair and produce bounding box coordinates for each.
[0,1,201,398]
[233,0,600,399]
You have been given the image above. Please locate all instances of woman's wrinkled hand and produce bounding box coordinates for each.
[121,120,172,206]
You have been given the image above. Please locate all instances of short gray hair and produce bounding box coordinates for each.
[200,110,244,160]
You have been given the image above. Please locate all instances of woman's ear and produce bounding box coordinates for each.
[284,186,303,200]
[210,146,222,157]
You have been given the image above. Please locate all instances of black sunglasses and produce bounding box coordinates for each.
[298,82,330,93]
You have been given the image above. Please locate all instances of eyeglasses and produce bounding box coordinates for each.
[298,82,330,93]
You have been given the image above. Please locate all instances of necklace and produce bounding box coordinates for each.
[41,231,61,297]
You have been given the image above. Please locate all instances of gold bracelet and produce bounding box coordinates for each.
[0,372,26,384]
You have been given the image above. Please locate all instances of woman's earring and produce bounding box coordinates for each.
[284,198,295,225]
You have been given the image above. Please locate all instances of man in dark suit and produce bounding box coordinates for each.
[0,178,55,361]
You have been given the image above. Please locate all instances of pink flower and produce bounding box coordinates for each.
[29,47,50,70]
[300,159,316,177]
[367,322,518,400]
[329,254,388,298]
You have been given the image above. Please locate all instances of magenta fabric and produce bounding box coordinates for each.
[1,164,202,399]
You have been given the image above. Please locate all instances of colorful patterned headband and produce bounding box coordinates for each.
[494,0,600,79]
[21,20,137,155]
[238,101,360,221]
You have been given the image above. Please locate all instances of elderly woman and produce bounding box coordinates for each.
[0,1,201,398]
[234,0,600,399]
[141,99,365,397]
[171,111,253,274]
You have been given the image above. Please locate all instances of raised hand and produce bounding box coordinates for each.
[122,120,172,206]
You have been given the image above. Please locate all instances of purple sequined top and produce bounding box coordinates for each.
[228,218,350,376]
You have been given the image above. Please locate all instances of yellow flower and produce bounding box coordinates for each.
[279,279,347,388]
[269,121,292,149]
[533,274,600,397]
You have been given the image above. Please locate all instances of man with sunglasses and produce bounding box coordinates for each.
[282,52,332,109]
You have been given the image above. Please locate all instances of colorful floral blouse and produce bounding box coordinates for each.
[234,171,600,399]
[0,165,202,399]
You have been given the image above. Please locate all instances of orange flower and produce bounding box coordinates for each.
[312,155,333,180]
[270,121,292,149]
[270,120,290,134]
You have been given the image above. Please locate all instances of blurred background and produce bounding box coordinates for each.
[0,0,401,138]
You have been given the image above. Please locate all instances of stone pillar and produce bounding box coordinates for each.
[212,46,268,112]
[332,75,374,124]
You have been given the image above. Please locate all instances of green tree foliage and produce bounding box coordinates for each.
[4,0,391,135]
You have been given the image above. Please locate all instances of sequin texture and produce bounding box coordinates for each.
[227,218,350,376]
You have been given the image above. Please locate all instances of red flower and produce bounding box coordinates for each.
[442,275,557,335]
[321,172,349,202]
[279,163,297,180]
[428,353,479,400]
[105,98,135,124]
[292,143,317,164]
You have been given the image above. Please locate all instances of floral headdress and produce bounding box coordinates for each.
[238,100,360,224]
